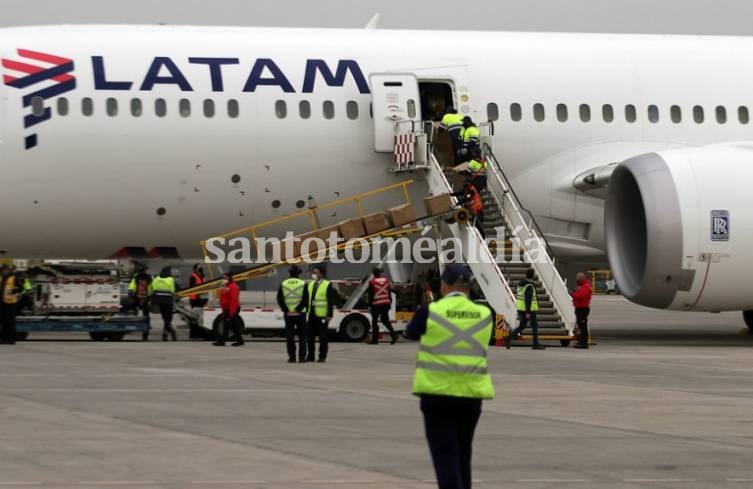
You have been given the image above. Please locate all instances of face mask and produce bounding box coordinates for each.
[311,274,319,281]
[221,279,229,286]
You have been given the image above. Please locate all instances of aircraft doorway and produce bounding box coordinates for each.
[419,81,455,121]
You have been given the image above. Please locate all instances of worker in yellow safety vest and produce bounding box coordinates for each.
[405,263,494,489]
[128,265,153,341]
[0,265,23,345]
[462,116,481,157]
[505,268,545,350]
[440,107,465,165]
[306,264,337,363]
[151,266,177,342]
[277,265,310,363]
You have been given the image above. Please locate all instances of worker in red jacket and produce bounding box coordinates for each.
[570,272,592,349]
[368,268,398,345]
[214,273,244,347]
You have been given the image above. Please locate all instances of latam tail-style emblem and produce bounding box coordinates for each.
[2,49,76,150]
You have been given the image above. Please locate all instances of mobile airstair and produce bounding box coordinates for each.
[390,121,576,344]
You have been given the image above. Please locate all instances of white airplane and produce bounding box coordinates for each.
[1,25,752,322]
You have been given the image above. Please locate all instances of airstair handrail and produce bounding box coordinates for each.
[480,142,555,260]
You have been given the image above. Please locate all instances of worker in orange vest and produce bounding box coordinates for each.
[368,268,398,345]
[452,183,485,239]
[188,264,206,308]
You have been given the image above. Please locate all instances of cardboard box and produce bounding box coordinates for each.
[295,229,325,258]
[363,212,391,235]
[315,225,341,247]
[262,238,300,262]
[337,218,366,241]
[387,204,417,227]
[424,193,453,217]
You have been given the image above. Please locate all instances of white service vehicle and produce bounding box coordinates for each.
[196,279,416,342]
[16,260,148,341]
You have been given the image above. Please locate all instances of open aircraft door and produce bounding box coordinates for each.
[370,73,420,152]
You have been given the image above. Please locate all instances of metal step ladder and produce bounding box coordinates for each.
[392,122,576,340]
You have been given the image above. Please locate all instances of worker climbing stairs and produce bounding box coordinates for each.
[390,121,576,345]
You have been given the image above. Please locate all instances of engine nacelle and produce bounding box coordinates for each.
[605,143,753,311]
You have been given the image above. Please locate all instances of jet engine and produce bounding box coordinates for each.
[605,143,753,312]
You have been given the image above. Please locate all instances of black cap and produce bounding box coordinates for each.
[312,264,326,274]
[441,264,471,286]
[289,265,302,277]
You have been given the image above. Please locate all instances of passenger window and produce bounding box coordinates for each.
[82,97,94,117]
[716,105,727,124]
[275,100,287,119]
[203,99,215,118]
[739,106,750,124]
[57,97,69,116]
[625,104,636,123]
[131,98,143,117]
[323,100,335,119]
[155,98,167,117]
[179,99,191,118]
[106,98,118,117]
[693,105,704,123]
[487,103,499,121]
[346,100,359,120]
[670,105,681,123]
[407,99,416,119]
[31,96,45,117]
[556,104,568,122]
[579,104,591,122]
[647,105,659,123]
[227,99,239,118]
[510,103,522,122]
[602,104,614,123]
[533,103,545,122]
[299,100,311,119]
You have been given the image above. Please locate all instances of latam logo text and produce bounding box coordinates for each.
[1,49,77,149]
[92,57,370,94]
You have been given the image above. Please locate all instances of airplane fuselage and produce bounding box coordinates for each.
[1,25,750,260]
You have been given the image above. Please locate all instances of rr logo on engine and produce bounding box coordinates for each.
[710,210,730,242]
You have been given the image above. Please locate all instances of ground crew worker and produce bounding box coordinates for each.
[306,264,337,363]
[0,265,22,345]
[151,266,177,342]
[214,273,244,347]
[440,107,464,164]
[451,183,485,239]
[368,268,398,345]
[277,265,309,362]
[17,273,33,313]
[462,116,480,157]
[465,152,487,190]
[505,269,546,350]
[571,272,593,349]
[188,264,207,308]
[405,263,494,489]
[128,266,153,341]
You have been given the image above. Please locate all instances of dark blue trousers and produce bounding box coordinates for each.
[284,314,308,360]
[421,395,482,489]
[511,311,540,346]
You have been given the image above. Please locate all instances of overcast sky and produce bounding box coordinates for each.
[0,0,752,35]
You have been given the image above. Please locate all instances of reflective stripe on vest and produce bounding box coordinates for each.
[308,279,330,317]
[282,277,306,311]
[515,283,539,312]
[412,295,495,400]
[370,277,391,306]
[189,273,204,300]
